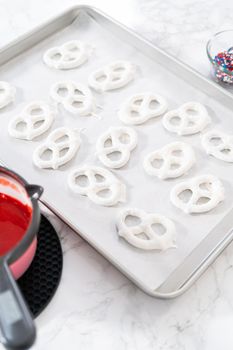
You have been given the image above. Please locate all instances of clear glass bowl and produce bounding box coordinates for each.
[206,30,233,84]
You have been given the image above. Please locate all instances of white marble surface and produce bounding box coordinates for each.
[1,0,233,349]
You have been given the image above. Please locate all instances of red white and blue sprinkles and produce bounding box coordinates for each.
[213,49,233,83]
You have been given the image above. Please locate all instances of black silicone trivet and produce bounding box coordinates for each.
[17,215,63,318]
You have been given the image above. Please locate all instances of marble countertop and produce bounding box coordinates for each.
[1,0,233,349]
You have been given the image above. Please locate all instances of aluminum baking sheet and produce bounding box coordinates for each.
[1,6,233,297]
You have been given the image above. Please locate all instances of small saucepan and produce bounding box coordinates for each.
[0,166,43,349]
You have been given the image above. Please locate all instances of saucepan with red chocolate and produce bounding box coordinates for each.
[0,165,43,349]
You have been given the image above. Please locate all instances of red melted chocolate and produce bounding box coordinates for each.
[0,193,32,256]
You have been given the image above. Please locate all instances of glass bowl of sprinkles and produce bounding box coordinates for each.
[207,30,233,84]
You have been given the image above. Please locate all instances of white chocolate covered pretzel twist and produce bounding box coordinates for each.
[170,174,224,214]
[202,129,233,162]
[0,81,16,109]
[50,81,95,116]
[68,165,126,206]
[33,127,81,169]
[118,92,167,125]
[43,40,88,70]
[8,101,54,140]
[163,102,210,136]
[143,142,195,179]
[88,60,135,92]
[117,208,176,251]
[96,126,137,169]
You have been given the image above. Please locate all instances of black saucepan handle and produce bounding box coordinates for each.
[0,261,35,350]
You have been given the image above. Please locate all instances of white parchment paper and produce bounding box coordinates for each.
[0,11,233,292]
